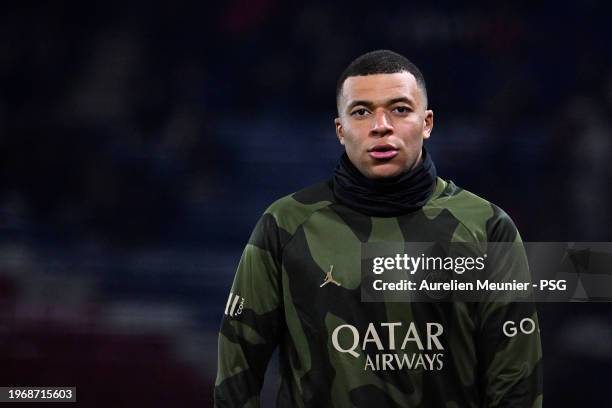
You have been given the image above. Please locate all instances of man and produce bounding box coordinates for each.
[215,50,542,407]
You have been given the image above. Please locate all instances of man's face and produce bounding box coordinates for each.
[335,72,433,179]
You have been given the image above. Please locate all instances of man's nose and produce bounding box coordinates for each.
[370,109,393,137]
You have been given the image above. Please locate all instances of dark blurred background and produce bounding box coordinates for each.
[1,1,611,406]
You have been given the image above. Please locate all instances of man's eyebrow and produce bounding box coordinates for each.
[346,100,374,111]
[387,96,415,106]
[346,97,416,111]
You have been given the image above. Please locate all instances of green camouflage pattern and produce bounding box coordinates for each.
[215,178,543,407]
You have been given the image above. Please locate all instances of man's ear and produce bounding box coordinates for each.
[423,110,434,140]
[334,117,345,145]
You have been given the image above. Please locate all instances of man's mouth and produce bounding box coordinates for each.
[368,144,399,160]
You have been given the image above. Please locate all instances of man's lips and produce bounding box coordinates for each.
[368,144,399,160]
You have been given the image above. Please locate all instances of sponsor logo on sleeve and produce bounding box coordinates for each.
[224,292,245,317]
[502,318,538,337]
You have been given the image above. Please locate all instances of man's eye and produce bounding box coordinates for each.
[393,106,410,113]
[351,108,369,117]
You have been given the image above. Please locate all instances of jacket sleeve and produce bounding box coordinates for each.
[214,213,285,408]
[477,207,543,407]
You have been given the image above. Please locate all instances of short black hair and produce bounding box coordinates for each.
[336,49,428,108]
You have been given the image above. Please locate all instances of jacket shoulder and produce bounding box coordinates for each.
[428,179,519,242]
[264,181,335,235]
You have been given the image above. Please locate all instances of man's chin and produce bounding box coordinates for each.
[366,163,405,179]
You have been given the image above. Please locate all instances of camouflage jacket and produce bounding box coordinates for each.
[215,178,542,407]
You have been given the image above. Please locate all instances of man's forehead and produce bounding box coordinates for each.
[340,72,421,104]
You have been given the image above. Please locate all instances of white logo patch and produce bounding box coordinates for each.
[224,292,245,316]
[320,265,341,287]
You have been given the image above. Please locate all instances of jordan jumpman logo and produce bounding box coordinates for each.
[320,265,341,287]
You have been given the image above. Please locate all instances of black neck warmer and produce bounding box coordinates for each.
[331,147,438,217]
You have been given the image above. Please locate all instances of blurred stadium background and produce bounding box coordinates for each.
[1,1,611,406]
